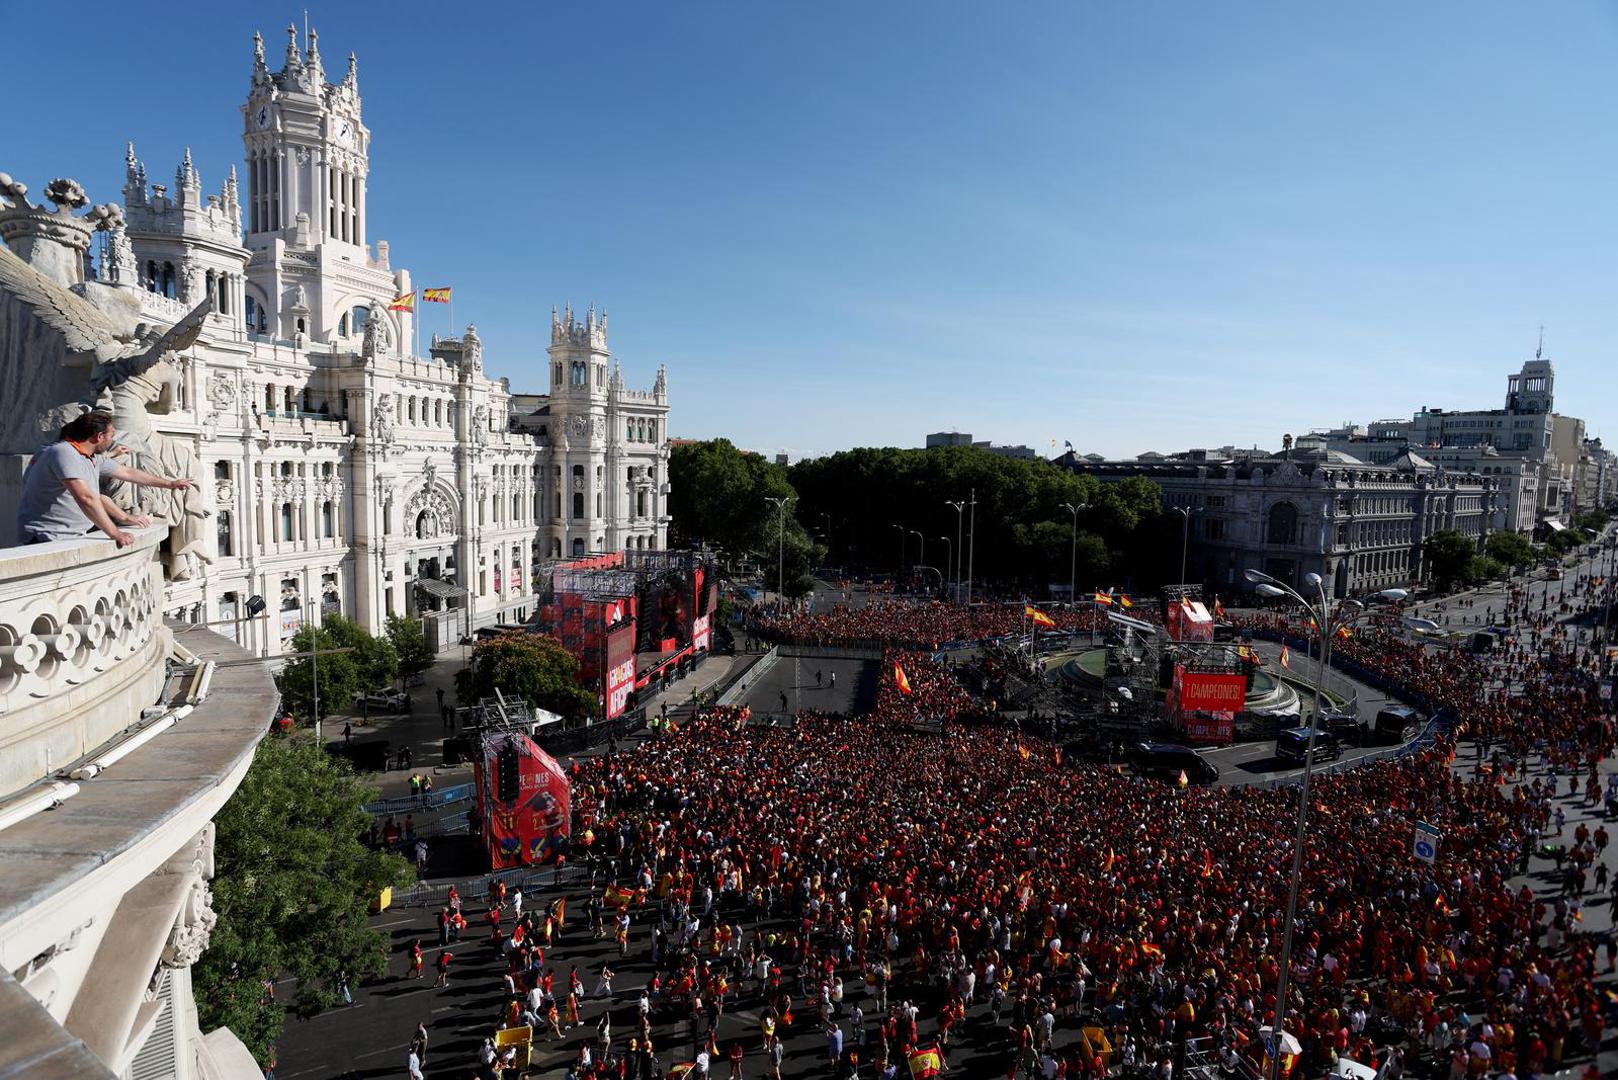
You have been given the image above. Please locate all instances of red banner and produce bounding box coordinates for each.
[1178,670,1247,712]
[475,733,571,870]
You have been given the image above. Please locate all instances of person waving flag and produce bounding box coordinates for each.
[894,662,912,695]
[1026,605,1056,628]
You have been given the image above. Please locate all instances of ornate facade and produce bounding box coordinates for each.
[115,26,671,651]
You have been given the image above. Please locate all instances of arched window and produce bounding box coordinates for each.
[1267,502,1299,545]
[217,510,234,557]
[146,260,158,293]
[205,270,217,311]
[162,262,176,299]
[349,305,370,337]
[321,501,335,538]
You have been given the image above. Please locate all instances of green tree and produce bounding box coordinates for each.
[278,624,360,724]
[1575,509,1609,533]
[1423,530,1479,592]
[669,438,822,597]
[1484,531,1536,570]
[1466,555,1508,586]
[455,632,596,721]
[195,738,412,1064]
[385,614,435,682]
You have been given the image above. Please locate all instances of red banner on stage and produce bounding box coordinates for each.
[1178,670,1246,711]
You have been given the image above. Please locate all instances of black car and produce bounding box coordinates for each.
[1275,725,1343,763]
[1129,742,1219,784]
[1370,705,1421,746]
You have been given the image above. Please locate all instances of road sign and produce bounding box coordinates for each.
[1413,820,1440,864]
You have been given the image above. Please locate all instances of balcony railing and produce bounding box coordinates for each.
[0,528,169,799]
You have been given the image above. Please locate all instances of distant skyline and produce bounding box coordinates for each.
[4,2,1616,459]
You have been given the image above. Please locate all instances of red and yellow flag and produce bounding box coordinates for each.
[1026,605,1056,628]
[1103,847,1116,873]
[907,1045,943,1080]
[387,291,416,312]
[1141,941,1165,960]
[1214,598,1226,618]
[894,663,912,695]
[421,287,452,303]
[1280,645,1291,669]
[1118,594,1134,609]
[1176,769,1189,789]
[1336,625,1353,640]
[1094,591,1113,606]
[1018,743,1031,761]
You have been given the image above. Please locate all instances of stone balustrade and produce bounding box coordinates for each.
[0,528,168,799]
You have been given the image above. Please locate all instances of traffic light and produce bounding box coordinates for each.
[496,745,520,802]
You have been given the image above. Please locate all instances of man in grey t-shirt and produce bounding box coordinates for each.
[16,410,191,547]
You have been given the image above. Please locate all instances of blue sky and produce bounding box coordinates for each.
[4,2,1616,459]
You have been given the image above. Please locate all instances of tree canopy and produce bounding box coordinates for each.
[277,614,397,723]
[668,438,821,597]
[786,446,1171,593]
[1484,530,1536,570]
[195,738,412,1064]
[454,632,597,721]
[385,614,435,682]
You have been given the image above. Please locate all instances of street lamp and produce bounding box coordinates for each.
[1242,568,1407,1080]
[1173,506,1202,586]
[909,530,925,585]
[1060,502,1089,606]
[946,500,967,604]
[938,535,953,600]
[765,495,795,610]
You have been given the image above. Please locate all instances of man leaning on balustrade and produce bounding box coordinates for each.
[15,408,192,548]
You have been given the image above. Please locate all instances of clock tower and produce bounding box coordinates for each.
[243,25,368,250]
[241,26,399,347]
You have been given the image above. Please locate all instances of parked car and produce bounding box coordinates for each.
[1128,742,1219,784]
[354,688,411,713]
[1275,725,1343,764]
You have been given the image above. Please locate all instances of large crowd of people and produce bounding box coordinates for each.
[429,567,1613,1080]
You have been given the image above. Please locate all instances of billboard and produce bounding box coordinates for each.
[605,622,637,718]
[1178,670,1247,711]
[473,732,571,870]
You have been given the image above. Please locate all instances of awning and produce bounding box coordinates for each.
[1542,518,1567,533]
[415,578,468,599]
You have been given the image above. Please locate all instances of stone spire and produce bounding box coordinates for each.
[123,141,147,207]
[283,23,302,75]
[252,30,268,83]
[305,26,324,82]
[345,51,358,89]
[223,165,240,225]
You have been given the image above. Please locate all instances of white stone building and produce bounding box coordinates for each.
[114,27,670,652]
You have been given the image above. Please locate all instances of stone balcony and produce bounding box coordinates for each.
[0,529,273,1078]
[0,528,169,800]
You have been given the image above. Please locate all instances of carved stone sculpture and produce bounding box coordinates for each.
[371,392,395,448]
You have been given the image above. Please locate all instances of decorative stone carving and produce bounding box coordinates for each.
[405,482,455,540]
[572,415,585,438]
[471,404,488,446]
[421,457,436,490]
[372,392,395,448]
[361,305,385,362]
[215,480,233,504]
[209,373,235,411]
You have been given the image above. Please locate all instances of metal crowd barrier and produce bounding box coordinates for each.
[362,782,476,817]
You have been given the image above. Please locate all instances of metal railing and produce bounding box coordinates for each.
[362,783,476,817]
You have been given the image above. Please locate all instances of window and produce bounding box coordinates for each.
[214,461,230,480]
[349,305,369,338]
[1267,502,1299,545]
[217,510,234,556]
[321,501,334,538]
[279,502,294,542]
[573,492,585,519]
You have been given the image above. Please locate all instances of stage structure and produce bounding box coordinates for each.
[464,693,572,870]
[529,549,721,720]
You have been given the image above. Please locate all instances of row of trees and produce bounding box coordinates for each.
[787,445,1174,594]
[1423,516,1607,592]
[670,440,1186,597]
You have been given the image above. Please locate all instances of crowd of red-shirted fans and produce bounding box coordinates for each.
[432,568,1613,1080]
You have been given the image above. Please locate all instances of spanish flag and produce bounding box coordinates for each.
[1018,743,1031,761]
[1177,769,1189,789]
[1141,941,1165,960]
[1103,847,1116,873]
[1280,645,1291,669]
[907,1044,943,1080]
[894,663,912,695]
[387,290,416,312]
[1026,605,1056,628]
[421,287,452,303]
[604,884,638,908]
[1336,625,1353,640]
[1118,595,1134,609]
[1094,591,1113,606]
[1201,849,1214,878]
[1214,598,1226,619]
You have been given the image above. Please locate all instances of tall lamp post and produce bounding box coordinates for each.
[1173,506,1202,586]
[766,495,795,611]
[937,536,953,601]
[1060,502,1089,606]
[946,500,967,604]
[909,530,925,590]
[1243,568,1407,1080]
[892,523,907,583]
